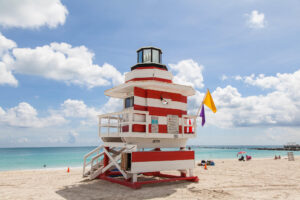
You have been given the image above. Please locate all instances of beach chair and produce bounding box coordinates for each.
[287,152,295,161]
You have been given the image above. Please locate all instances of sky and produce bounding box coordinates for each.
[0,0,300,147]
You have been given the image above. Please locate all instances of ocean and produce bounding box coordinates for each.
[0,146,299,171]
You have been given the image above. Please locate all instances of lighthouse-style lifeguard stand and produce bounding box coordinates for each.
[83,47,199,189]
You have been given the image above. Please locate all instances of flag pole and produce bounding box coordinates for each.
[196,88,208,117]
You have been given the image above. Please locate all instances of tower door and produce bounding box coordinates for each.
[167,115,179,134]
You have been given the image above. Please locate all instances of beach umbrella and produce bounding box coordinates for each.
[237,151,246,157]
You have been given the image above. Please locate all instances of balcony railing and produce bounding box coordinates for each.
[98,109,197,137]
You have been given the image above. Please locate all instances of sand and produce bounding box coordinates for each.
[1,157,300,200]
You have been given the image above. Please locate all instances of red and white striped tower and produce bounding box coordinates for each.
[83,47,199,189]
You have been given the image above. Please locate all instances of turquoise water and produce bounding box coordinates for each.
[0,146,299,171]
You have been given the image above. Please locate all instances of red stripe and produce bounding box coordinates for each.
[134,87,146,98]
[134,88,187,103]
[132,151,194,162]
[133,66,167,71]
[134,104,148,111]
[132,124,146,132]
[126,77,172,83]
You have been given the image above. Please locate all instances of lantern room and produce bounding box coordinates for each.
[137,47,162,64]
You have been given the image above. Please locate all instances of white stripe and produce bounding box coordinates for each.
[131,115,184,125]
[125,69,173,82]
[130,160,195,173]
[133,114,145,122]
[135,96,187,111]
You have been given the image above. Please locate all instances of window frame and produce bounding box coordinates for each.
[124,96,134,109]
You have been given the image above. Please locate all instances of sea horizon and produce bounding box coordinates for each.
[1,145,299,172]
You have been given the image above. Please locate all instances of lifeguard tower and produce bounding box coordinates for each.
[83,47,199,189]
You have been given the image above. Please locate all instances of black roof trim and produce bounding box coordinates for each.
[136,46,162,53]
[131,63,168,71]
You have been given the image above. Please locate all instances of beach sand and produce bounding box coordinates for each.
[1,157,300,200]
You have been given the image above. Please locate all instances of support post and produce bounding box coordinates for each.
[129,112,132,133]
[103,147,109,175]
[132,174,137,183]
[189,169,194,177]
[98,117,101,137]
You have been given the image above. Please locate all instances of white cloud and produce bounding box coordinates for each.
[0,97,123,129]
[0,32,16,56]
[221,75,228,81]
[0,33,124,88]
[17,137,29,143]
[258,127,300,144]
[244,71,300,92]
[68,130,78,144]
[169,59,204,89]
[0,33,18,86]
[2,41,123,88]
[0,0,68,28]
[186,68,300,128]
[61,99,98,123]
[0,102,67,128]
[61,98,122,125]
[0,61,18,86]
[234,75,242,81]
[208,83,300,128]
[246,10,266,29]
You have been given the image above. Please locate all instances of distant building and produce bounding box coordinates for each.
[284,142,300,150]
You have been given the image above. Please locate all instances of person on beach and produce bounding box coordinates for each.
[274,155,278,160]
[239,155,245,161]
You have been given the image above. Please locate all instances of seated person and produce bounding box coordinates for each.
[198,160,206,166]
[274,155,278,160]
[278,155,281,159]
[239,155,245,161]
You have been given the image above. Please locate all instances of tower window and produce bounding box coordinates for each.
[125,96,134,108]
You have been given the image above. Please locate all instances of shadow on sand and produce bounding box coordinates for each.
[56,177,192,200]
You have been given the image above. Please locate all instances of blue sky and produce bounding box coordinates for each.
[1,0,300,147]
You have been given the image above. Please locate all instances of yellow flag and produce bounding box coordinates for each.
[203,89,217,113]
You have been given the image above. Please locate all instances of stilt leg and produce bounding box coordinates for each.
[103,147,109,175]
[189,169,194,177]
[132,173,137,183]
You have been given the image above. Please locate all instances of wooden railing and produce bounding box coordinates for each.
[98,109,197,136]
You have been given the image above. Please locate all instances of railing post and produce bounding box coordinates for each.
[98,117,101,138]
[145,114,149,134]
[108,117,110,136]
[83,159,86,176]
[129,112,132,133]
[118,114,120,136]
[181,117,184,134]
[194,117,197,135]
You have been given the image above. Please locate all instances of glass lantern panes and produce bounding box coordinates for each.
[138,51,143,63]
[143,49,151,63]
[152,49,159,63]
